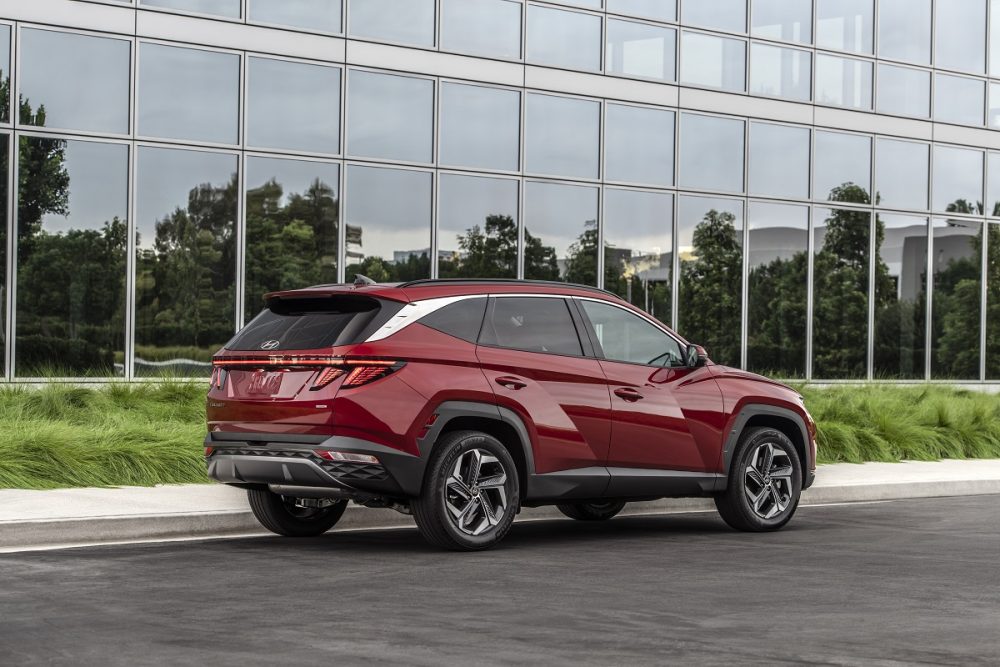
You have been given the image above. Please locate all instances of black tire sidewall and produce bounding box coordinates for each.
[248,488,348,537]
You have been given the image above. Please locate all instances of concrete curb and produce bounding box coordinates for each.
[3,476,999,551]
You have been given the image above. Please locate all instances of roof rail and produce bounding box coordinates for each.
[397,278,622,300]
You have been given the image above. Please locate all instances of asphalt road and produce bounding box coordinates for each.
[1,496,999,666]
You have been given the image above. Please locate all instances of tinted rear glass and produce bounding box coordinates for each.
[228,296,395,351]
[420,298,487,342]
[480,297,583,356]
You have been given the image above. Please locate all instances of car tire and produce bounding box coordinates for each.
[715,427,803,532]
[412,430,520,551]
[247,488,348,537]
[557,500,627,521]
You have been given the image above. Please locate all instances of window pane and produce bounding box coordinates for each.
[678,196,743,366]
[749,122,810,199]
[934,74,985,126]
[526,5,602,72]
[16,139,127,377]
[989,153,1000,217]
[814,131,871,203]
[607,0,675,23]
[936,0,986,73]
[244,157,340,320]
[347,70,433,163]
[990,83,1000,129]
[878,0,930,64]
[525,94,600,179]
[249,0,342,33]
[679,113,744,193]
[751,0,811,44]
[138,43,240,144]
[523,181,598,283]
[136,147,237,376]
[876,64,930,118]
[345,166,431,281]
[439,83,520,171]
[815,54,873,110]
[438,174,518,279]
[441,0,520,59]
[993,0,1000,75]
[140,0,240,17]
[581,300,683,367]
[248,58,340,153]
[749,43,811,101]
[874,214,928,379]
[680,31,746,91]
[0,27,9,123]
[421,298,488,343]
[20,29,130,134]
[813,207,870,379]
[0,134,6,373]
[681,0,746,33]
[747,202,808,377]
[605,104,674,186]
[348,0,434,46]
[933,146,984,214]
[875,139,929,211]
[604,188,673,323]
[988,223,1000,378]
[931,218,982,379]
[816,0,873,54]
[481,298,583,356]
[606,19,675,81]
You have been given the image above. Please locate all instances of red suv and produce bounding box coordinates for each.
[206,279,816,551]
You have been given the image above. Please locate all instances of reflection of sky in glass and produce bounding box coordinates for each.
[680,32,746,91]
[524,181,598,259]
[608,0,676,23]
[0,26,10,121]
[247,156,339,207]
[989,153,1000,214]
[348,0,435,46]
[606,104,674,187]
[604,188,672,258]
[935,0,986,74]
[749,44,811,101]
[878,213,927,284]
[21,29,130,134]
[878,0,930,63]
[439,174,517,254]
[815,130,871,201]
[139,43,240,144]
[815,54,872,109]
[248,57,340,154]
[527,4,602,71]
[441,0,521,59]
[140,0,240,17]
[933,146,983,213]
[816,0,873,53]
[606,20,675,81]
[440,82,520,171]
[752,0,812,43]
[345,165,431,260]
[38,139,128,235]
[249,0,341,33]
[679,113,744,193]
[876,64,930,118]
[526,94,600,179]
[749,122,810,199]
[934,74,985,126]
[875,139,928,210]
[678,195,743,254]
[136,146,237,250]
[347,70,434,163]
[748,202,808,268]
[682,0,746,32]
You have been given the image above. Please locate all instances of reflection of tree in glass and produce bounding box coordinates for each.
[12,94,129,376]
[603,244,670,325]
[986,225,1000,378]
[439,214,517,279]
[564,220,598,286]
[932,224,982,380]
[747,243,807,378]
[244,178,338,316]
[872,214,924,380]
[678,210,742,367]
[135,176,237,368]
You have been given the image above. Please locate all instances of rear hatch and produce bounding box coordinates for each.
[208,294,405,433]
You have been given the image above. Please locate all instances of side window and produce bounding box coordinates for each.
[580,300,684,367]
[480,297,583,356]
[419,297,488,342]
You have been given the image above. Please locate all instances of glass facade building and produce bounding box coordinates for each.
[1,0,1000,382]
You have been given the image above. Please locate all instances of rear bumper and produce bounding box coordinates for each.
[205,432,425,497]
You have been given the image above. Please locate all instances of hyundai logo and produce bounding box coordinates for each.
[260,339,280,350]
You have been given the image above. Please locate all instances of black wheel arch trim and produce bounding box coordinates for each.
[722,404,814,489]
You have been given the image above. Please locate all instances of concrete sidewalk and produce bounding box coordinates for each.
[2,459,999,551]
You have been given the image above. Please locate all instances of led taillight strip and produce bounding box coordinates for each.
[212,356,345,368]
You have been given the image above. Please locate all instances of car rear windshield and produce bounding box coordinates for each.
[228,296,398,351]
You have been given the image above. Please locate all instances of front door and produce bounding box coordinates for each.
[575,299,724,473]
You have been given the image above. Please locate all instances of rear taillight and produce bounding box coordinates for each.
[312,367,345,390]
[211,355,403,391]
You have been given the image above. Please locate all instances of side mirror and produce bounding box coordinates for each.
[685,344,708,368]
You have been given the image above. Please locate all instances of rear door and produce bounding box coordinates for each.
[475,296,612,474]
[575,298,724,473]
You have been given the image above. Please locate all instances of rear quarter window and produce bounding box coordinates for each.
[228,296,402,351]
[419,297,488,343]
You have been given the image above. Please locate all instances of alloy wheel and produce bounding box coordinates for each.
[743,442,794,520]
[444,448,509,536]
